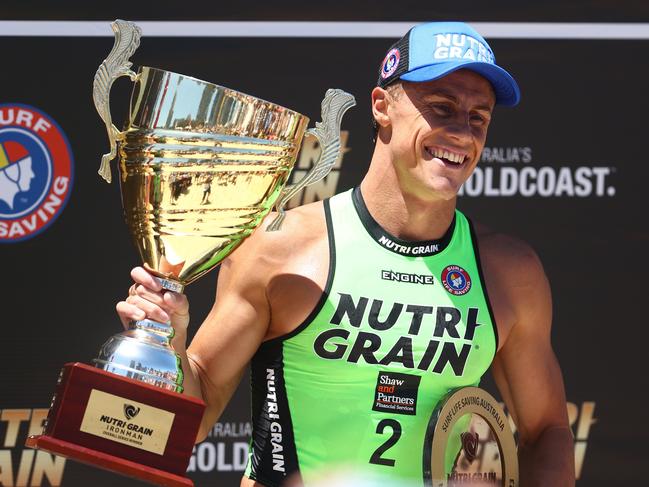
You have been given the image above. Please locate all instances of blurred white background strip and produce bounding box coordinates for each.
[0,21,648,39]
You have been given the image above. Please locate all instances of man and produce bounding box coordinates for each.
[117,22,575,486]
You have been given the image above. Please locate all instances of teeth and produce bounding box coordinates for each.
[428,147,465,164]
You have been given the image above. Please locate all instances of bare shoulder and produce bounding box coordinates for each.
[472,221,547,289]
[471,220,551,345]
[251,200,327,256]
[222,200,328,279]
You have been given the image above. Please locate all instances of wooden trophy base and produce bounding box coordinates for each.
[25,435,194,487]
[26,362,205,487]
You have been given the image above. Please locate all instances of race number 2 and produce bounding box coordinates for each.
[369,419,402,467]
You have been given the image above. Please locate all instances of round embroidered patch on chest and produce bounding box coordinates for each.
[441,265,472,296]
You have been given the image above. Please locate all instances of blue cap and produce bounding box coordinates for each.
[378,22,520,106]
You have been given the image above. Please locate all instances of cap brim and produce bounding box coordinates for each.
[400,61,521,106]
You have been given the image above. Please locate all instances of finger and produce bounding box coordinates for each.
[163,291,190,316]
[133,284,166,308]
[130,267,163,292]
[116,301,146,329]
[132,286,185,319]
[126,295,170,323]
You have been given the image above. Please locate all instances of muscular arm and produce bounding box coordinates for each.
[186,243,271,441]
[484,236,575,486]
[187,205,327,440]
[118,204,327,443]
[118,230,275,443]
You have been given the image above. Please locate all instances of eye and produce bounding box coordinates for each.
[432,104,453,116]
[470,113,490,126]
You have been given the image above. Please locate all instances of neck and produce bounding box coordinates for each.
[360,148,457,241]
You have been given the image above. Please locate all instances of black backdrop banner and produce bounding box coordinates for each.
[1,3,647,486]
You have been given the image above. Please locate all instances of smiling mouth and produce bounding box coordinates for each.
[425,146,469,166]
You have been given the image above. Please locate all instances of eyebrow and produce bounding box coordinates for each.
[424,91,494,113]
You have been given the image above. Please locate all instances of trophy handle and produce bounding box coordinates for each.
[92,19,142,183]
[267,88,356,231]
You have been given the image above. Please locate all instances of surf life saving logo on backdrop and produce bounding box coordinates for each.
[0,104,73,242]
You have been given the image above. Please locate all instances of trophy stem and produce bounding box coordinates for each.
[131,318,176,339]
[93,319,184,393]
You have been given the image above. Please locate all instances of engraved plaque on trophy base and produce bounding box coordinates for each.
[26,363,205,487]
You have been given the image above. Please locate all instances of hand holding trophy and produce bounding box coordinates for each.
[26,19,355,487]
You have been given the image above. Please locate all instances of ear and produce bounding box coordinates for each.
[371,86,391,129]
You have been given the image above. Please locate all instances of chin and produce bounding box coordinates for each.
[413,180,459,202]
[427,177,461,200]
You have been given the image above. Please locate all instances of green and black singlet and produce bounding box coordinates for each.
[245,187,498,486]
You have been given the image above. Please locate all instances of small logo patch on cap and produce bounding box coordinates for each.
[381,48,400,79]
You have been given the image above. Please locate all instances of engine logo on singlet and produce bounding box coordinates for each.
[372,371,421,416]
[0,104,74,242]
[441,265,472,296]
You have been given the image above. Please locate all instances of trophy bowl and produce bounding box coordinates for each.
[119,66,311,289]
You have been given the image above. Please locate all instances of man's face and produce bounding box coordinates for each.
[381,69,496,201]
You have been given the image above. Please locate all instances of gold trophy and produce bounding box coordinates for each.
[26,19,355,487]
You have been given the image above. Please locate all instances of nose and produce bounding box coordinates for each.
[444,114,473,144]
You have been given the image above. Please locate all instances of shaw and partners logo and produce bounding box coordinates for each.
[286,130,351,208]
[458,146,616,198]
[0,104,74,242]
[372,371,421,416]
